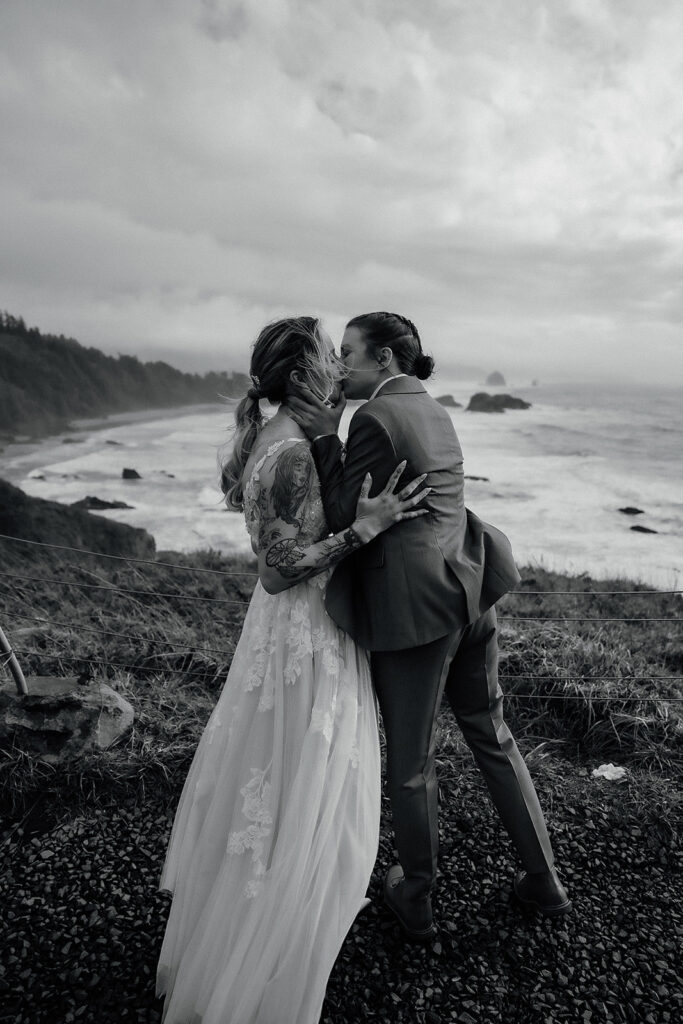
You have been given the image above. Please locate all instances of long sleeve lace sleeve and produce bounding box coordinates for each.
[253,441,365,595]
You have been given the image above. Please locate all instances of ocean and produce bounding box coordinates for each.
[2,379,681,590]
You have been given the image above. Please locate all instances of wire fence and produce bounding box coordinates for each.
[1,532,681,595]
[9,611,238,657]
[1,565,680,618]
[6,649,683,699]
[0,570,252,607]
[0,533,257,577]
[8,649,226,677]
[1,531,681,702]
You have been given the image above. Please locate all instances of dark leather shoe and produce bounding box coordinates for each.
[513,867,572,917]
[383,865,437,942]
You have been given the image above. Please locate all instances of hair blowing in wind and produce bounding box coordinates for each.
[220,316,344,511]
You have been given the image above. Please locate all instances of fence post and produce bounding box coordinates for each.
[0,625,28,695]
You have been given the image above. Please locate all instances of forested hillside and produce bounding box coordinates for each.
[0,312,249,438]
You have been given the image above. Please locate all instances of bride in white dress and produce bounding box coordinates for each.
[155,317,430,1024]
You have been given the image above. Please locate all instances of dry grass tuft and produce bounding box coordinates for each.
[0,545,680,816]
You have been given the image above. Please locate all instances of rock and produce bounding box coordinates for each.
[630,525,658,534]
[465,475,490,482]
[71,496,135,511]
[105,439,122,446]
[61,437,84,444]
[466,392,532,413]
[122,468,141,479]
[619,507,644,516]
[497,393,530,410]
[0,676,134,764]
[485,371,506,386]
[467,393,504,413]
[0,478,155,557]
[436,394,462,408]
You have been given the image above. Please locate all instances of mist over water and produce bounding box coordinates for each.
[2,382,681,590]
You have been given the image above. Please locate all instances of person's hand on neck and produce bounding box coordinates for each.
[285,374,347,441]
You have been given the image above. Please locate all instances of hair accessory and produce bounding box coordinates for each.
[250,374,261,391]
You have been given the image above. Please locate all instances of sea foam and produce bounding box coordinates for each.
[2,385,681,590]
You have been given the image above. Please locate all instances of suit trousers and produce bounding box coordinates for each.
[371,605,554,900]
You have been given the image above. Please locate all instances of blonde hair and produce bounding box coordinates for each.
[220,316,344,510]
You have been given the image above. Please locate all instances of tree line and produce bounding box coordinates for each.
[0,312,250,438]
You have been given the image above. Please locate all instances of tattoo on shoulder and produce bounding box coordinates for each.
[270,444,315,526]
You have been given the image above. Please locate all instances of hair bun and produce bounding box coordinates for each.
[414,353,435,380]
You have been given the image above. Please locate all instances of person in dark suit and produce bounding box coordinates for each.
[288,311,570,940]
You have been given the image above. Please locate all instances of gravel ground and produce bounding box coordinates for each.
[1,759,681,1024]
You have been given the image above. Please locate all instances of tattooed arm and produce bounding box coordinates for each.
[255,443,430,596]
[260,529,365,594]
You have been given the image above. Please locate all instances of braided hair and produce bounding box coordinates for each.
[346,312,435,380]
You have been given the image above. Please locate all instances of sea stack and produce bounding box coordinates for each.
[436,395,462,408]
[466,393,531,412]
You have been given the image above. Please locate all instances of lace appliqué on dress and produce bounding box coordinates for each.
[240,438,338,707]
[310,708,335,743]
[227,767,273,898]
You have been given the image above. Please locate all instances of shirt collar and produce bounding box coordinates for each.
[368,373,408,401]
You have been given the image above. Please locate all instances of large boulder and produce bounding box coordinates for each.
[0,676,134,764]
[436,394,462,408]
[466,392,532,413]
[485,371,506,386]
[122,467,142,480]
[0,478,154,557]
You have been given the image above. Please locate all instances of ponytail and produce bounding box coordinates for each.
[220,391,265,511]
[219,315,342,511]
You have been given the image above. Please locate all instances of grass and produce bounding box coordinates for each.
[1,540,681,1023]
[0,538,680,818]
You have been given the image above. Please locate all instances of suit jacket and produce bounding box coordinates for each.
[312,375,521,651]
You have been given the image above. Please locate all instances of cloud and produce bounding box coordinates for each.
[0,0,682,383]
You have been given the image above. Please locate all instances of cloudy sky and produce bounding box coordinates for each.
[1,0,682,383]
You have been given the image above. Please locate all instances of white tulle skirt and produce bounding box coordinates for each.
[156,571,381,1024]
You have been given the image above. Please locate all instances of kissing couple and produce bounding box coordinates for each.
[155,313,570,1024]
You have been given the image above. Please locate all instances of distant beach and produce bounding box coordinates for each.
[2,382,681,591]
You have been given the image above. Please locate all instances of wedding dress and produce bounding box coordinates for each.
[156,438,381,1024]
